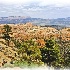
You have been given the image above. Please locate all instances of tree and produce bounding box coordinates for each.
[2,24,12,46]
[65,50,70,67]
[14,40,43,67]
[12,39,21,49]
[57,39,70,67]
[40,38,60,67]
[64,46,70,67]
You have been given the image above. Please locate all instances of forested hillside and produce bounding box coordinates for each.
[0,23,70,69]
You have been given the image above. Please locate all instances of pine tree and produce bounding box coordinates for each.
[40,38,60,67]
[2,24,12,46]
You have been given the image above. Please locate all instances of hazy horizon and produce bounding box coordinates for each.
[0,0,70,19]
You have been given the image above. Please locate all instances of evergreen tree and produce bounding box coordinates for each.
[2,24,12,46]
[40,38,60,67]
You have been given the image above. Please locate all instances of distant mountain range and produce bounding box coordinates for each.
[0,16,70,27]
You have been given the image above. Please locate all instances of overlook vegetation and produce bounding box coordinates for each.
[0,24,70,69]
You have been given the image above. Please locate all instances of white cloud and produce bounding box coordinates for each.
[39,0,70,7]
[0,11,6,12]
[0,0,33,4]
[0,0,70,7]
[0,0,41,5]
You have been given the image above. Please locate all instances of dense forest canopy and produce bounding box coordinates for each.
[0,24,70,69]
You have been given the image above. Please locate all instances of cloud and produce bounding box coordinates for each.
[0,11,6,12]
[0,0,39,5]
[39,0,70,7]
[0,0,70,18]
[0,0,70,7]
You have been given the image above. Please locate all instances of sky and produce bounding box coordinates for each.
[0,0,70,19]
